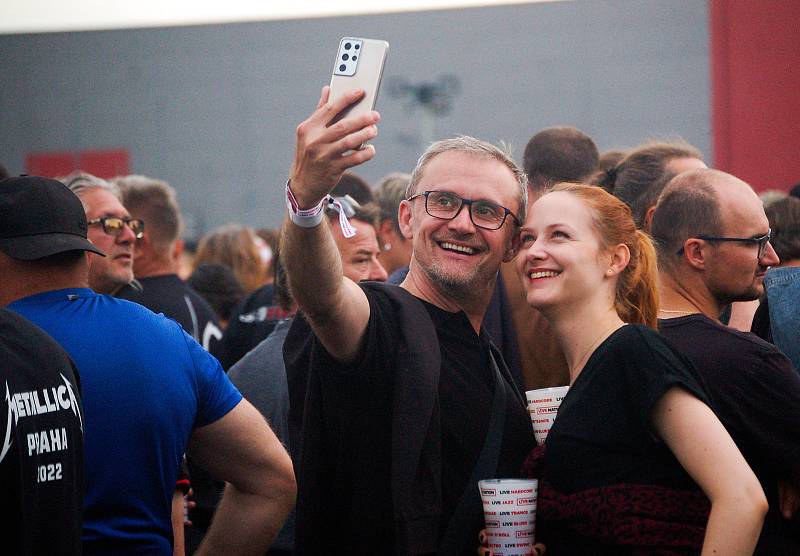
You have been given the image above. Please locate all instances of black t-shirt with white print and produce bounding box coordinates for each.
[0,308,84,555]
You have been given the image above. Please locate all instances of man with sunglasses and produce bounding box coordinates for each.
[281,88,534,555]
[62,172,216,553]
[0,176,297,556]
[652,168,800,553]
[59,172,143,296]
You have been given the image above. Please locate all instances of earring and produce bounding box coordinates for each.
[606,269,613,275]
[383,243,392,251]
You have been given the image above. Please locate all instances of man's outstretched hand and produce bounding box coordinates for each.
[289,85,380,209]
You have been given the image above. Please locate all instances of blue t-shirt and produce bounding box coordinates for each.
[10,288,242,555]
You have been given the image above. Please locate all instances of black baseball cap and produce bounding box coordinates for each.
[0,175,106,260]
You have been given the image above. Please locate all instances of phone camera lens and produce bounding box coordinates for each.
[342,54,349,61]
[339,64,347,72]
[344,42,352,50]
[354,44,360,50]
[352,55,357,61]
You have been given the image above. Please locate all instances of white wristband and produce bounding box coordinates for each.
[286,180,325,228]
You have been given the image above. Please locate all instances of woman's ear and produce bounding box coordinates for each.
[606,243,631,277]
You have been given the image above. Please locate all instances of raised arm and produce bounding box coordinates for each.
[281,86,380,363]
[189,399,297,556]
[171,490,186,556]
[653,388,767,555]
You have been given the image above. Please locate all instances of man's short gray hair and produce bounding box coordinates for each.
[405,136,528,221]
[59,171,121,200]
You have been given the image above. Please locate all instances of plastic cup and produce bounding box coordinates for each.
[525,386,569,445]
[479,478,538,556]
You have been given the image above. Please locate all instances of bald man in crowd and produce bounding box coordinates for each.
[652,168,800,554]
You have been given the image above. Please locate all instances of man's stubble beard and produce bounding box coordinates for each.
[709,279,763,307]
[420,255,498,305]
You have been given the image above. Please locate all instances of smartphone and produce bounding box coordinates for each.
[328,37,389,126]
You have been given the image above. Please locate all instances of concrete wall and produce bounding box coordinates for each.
[0,0,709,235]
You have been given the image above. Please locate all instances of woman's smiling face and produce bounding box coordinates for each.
[516,190,614,312]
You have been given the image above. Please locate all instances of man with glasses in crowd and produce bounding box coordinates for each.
[59,172,144,296]
[1,176,297,555]
[652,168,800,553]
[60,171,204,549]
[281,87,533,554]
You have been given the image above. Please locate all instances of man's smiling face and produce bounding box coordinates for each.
[401,151,521,298]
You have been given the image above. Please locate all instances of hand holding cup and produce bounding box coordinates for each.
[479,479,539,556]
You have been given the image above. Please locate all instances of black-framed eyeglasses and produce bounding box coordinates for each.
[87,217,145,240]
[407,190,520,230]
[677,229,772,259]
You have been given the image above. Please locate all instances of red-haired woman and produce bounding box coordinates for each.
[490,183,766,555]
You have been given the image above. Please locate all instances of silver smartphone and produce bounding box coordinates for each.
[328,37,389,126]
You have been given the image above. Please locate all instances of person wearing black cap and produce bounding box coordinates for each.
[0,307,85,556]
[0,176,107,261]
[0,176,297,556]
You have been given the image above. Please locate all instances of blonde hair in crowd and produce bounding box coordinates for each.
[550,182,659,328]
[194,224,266,294]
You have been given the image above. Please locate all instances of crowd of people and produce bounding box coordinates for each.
[1,82,799,556]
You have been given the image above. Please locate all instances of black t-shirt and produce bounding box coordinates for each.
[117,274,223,354]
[390,266,524,390]
[218,284,291,369]
[284,284,534,555]
[424,300,534,534]
[540,324,710,554]
[659,314,800,554]
[0,308,84,555]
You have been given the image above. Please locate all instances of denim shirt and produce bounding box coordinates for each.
[765,266,800,372]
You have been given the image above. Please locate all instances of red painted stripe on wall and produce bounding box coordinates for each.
[710,0,800,191]
[26,149,130,179]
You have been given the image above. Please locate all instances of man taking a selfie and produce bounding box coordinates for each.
[282,86,534,555]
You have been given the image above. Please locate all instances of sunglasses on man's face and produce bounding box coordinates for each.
[87,216,145,239]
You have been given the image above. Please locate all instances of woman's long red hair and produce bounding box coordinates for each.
[549,182,659,328]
